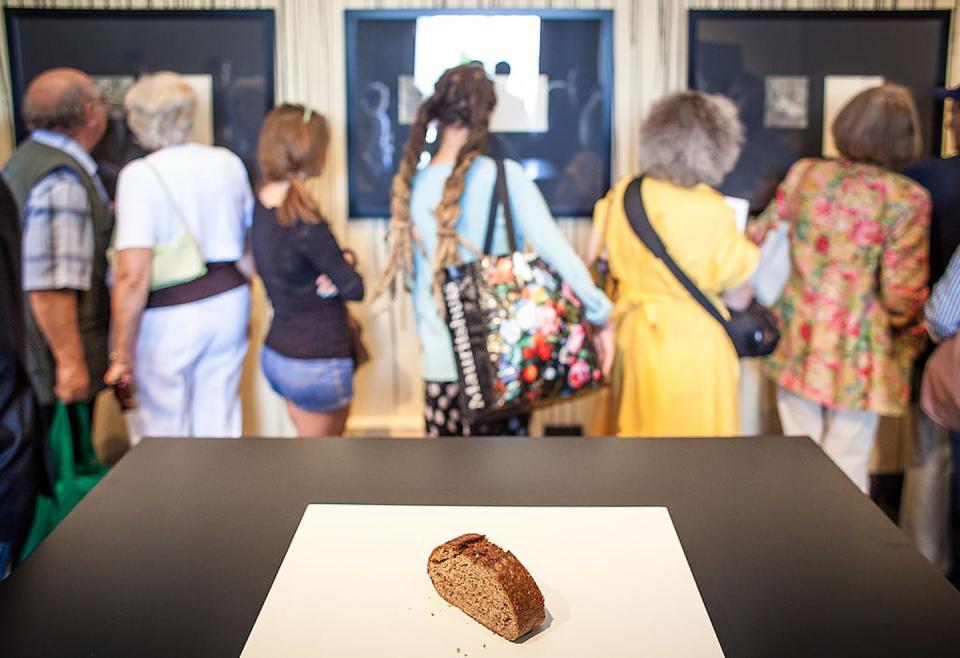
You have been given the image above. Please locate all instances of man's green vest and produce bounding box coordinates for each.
[3,140,113,406]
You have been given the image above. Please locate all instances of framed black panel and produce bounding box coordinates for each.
[689,10,950,213]
[345,9,614,219]
[5,9,276,195]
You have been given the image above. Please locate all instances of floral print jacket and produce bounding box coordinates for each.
[748,159,931,415]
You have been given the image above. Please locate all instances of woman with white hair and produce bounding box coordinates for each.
[593,91,759,437]
[105,72,253,438]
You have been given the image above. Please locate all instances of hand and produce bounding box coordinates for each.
[592,321,616,380]
[104,361,133,388]
[342,249,357,267]
[55,358,90,404]
[105,360,137,411]
[316,274,339,298]
[722,282,754,312]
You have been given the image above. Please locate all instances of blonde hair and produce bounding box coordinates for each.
[376,64,496,302]
[832,83,922,171]
[257,104,330,226]
[638,91,744,188]
[124,72,196,151]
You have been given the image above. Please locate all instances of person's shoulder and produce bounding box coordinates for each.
[471,154,499,176]
[188,144,245,168]
[498,158,539,191]
[883,169,931,203]
[600,174,637,202]
[291,217,337,248]
[35,166,83,188]
[116,156,152,189]
[118,155,149,175]
[645,176,724,204]
[865,169,931,219]
[26,167,85,206]
[456,155,498,193]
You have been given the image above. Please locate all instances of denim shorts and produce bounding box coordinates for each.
[261,346,354,413]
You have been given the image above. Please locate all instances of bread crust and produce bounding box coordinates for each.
[428,534,545,641]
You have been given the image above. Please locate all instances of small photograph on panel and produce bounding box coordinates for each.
[763,75,809,129]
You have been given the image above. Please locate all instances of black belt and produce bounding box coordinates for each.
[146,262,247,309]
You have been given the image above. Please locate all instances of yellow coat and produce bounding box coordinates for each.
[594,177,760,437]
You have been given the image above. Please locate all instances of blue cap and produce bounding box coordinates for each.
[934,86,960,100]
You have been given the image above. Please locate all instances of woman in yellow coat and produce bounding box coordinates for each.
[594,92,759,437]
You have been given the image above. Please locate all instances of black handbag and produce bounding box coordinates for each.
[623,177,779,358]
[441,159,605,423]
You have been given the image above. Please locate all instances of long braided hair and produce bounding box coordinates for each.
[375,64,496,304]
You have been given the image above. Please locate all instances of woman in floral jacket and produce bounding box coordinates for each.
[749,84,931,492]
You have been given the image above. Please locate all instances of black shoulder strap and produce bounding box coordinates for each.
[482,158,519,255]
[623,177,729,329]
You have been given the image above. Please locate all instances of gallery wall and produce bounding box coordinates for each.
[0,0,957,453]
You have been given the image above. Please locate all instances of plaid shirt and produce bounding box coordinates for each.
[20,130,108,292]
[927,246,960,341]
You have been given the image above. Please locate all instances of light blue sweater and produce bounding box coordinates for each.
[411,156,612,382]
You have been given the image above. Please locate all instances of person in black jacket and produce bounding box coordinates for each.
[251,105,364,437]
[900,86,960,579]
[0,176,49,578]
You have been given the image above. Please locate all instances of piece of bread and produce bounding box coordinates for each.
[427,534,545,641]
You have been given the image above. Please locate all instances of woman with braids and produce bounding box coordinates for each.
[377,64,613,437]
[251,105,364,436]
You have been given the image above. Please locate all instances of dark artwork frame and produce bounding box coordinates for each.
[5,8,276,195]
[688,10,951,214]
[345,8,614,219]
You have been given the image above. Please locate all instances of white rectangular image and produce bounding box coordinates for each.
[93,73,214,147]
[822,75,885,158]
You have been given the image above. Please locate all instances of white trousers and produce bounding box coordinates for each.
[900,404,953,574]
[134,285,249,438]
[776,387,880,493]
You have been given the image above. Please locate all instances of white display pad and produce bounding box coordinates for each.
[724,196,750,233]
[241,505,724,658]
[822,75,885,158]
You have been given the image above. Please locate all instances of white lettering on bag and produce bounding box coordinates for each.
[444,280,485,411]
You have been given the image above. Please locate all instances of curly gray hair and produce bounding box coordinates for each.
[124,72,196,151]
[638,91,744,188]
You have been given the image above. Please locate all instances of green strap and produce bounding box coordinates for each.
[50,403,79,481]
[53,402,100,480]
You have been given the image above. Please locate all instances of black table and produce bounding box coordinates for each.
[0,437,958,657]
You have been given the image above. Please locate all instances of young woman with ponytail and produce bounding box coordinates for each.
[376,64,614,437]
[251,104,364,436]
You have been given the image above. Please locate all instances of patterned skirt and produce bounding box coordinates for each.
[423,381,530,437]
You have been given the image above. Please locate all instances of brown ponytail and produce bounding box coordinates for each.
[257,104,330,226]
[374,98,435,299]
[375,64,496,304]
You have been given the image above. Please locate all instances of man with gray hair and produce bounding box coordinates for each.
[3,68,111,430]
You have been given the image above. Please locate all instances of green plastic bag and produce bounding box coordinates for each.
[19,402,108,561]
